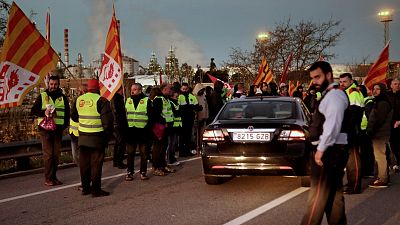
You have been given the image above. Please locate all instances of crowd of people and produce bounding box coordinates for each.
[30,65,400,205]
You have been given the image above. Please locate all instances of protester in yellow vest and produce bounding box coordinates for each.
[124,83,152,181]
[70,79,113,197]
[339,73,364,194]
[150,84,176,176]
[31,75,70,187]
[166,90,182,166]
[178,83,202,157]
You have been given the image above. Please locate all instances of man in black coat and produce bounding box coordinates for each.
[110,88,128,169]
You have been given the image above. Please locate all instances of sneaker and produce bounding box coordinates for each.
[368,179,388,188]
[91,189,110,197]
[164,166,176,173]
[153,169,166,176]
[140,173,149,180]
[393,165,399,174]
[44,180,55,186]
[52,178,63,185]
[125,172,134,181]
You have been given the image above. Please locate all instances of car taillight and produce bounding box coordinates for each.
[278,130,305,141]
[203,129,225,142]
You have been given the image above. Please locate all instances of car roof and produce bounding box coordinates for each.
[229,96,301,103]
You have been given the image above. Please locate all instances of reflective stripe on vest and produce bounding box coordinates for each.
[170,100,182,127]
[178,93,198,105]
[69,119,79,136]
[125,97,149,128]
[345,83,365,107]
[76,93,104,133]
[155,96,173,123]
[37,92,65,126]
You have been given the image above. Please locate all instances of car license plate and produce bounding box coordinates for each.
[232,132,270,141]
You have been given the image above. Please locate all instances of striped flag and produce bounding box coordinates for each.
[288,80,296,96]
[363,43,389,91]
[99,5,123,101]
[0,2,58,108]
[280,52,292,84]
[253,56,273,85]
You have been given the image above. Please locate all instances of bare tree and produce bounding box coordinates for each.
[224,17,343,85]
[0,0,10,46]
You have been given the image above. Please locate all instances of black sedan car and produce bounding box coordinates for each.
[201,96,312,186]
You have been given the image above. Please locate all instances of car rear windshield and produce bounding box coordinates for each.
[218,101,295,120]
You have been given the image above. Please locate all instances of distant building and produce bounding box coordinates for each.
[122,54,139,76]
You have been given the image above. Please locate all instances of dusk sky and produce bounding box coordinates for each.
[13,0,400,68]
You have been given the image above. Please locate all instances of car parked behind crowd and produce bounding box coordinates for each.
[201,96,312,186]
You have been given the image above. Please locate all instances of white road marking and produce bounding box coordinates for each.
[223,187,310,225]
[0,157,200,204]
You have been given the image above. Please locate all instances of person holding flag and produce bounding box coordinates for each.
[0,2,63,186]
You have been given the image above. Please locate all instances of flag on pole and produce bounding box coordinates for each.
[280,52,292,84]
[363,43,389,91]
[288,80,296,96]
[207,73,231,89]
[99,5,123,101]
[253,56,273,85]
[0,2,58,108]
[45,8,50,44]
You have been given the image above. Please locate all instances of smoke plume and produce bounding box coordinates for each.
[146,19,206,67]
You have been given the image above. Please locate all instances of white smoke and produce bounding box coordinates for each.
[87,0,111,63]
[146,19,206,67]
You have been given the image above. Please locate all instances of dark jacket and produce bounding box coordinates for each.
[387,91,400,122]
[208,88,224,123]
[150,94,167,126]
[31,88,70,133]
[71,91,114,149]
[110,92,128,131]
[367,94,392,138]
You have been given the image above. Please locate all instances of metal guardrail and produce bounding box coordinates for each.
[0,136,72,171]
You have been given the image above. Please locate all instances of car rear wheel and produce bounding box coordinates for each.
[204,175,223,185]
[300,176,310,187]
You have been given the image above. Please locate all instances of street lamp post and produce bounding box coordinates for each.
[378,10,393,46]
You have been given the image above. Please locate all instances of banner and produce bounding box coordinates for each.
[99,5,123,101]
[363,43,389,91]
[0,2,58,108]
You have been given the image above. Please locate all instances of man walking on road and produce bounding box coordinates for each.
[301,61,349,225]
[71,79,113,197]
[31,75,70,186]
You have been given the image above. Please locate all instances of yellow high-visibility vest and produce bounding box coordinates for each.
[155,96,174,123]
[125,97,149,128]
[37,92,65,126]
[170,100,182,127]
[76,93,104,133]
[69,119,79,136]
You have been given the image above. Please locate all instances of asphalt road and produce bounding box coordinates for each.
[0,157,399,225]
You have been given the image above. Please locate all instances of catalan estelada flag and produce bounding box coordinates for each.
[253,56,273,85]
[363,43,389,91]
[0,2,58,108]
[288,80,296,96]
[99,5,123,101]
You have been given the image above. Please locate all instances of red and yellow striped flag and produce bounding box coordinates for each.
[99,5,123,101]
[253,56,273,85]
[0,2,58,108]
[363,43,389,91]
[288,80,296,96]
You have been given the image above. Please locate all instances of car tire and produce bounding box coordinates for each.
[300,176,310,187]
[204,176,223,185]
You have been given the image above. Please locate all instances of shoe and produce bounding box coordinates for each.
[52,178,63,185]
[81,189,91,195]
[164,166,176,173]
[44,180,55,186]
[393,165,399,174]
[91,189,110,197]
[369,179,388,188]
[153,169,166,176]
[140,173,149,180]
[125,172,134,181]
